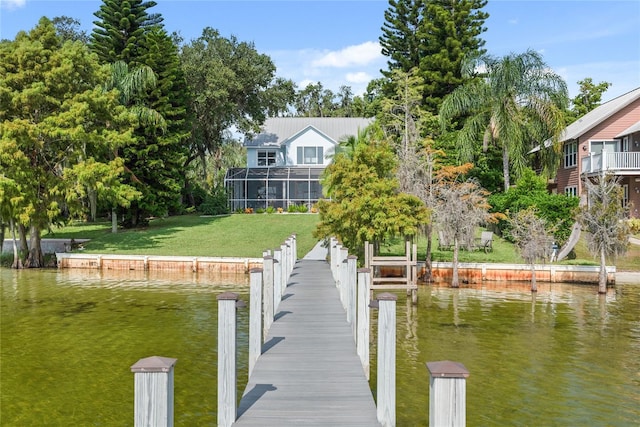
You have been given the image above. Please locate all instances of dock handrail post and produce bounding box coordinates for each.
[376,292,397,427]
[273,249,282,311]
[291,234,297,264]
[217,292,240,427]
[249,268,263,378]
[339,248,348,309]
[329,237,336,276]
[426,361,469,427]
[334,242,342,282]
[262,256,274,340]
[282,241,289,281]
[357,268,371,379]
[347,255,358,340]
[131,356,177,427]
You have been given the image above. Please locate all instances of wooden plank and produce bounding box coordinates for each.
[235,259,380,426]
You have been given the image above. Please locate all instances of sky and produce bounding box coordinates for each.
[1,0,639,102]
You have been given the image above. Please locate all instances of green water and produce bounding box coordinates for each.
[1,269,639,426]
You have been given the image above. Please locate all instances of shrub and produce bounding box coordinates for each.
[244,207,254,214]
[628,218,640,234]
[297,204,309,213]
[255,208,265,214]
[287,204,298,213]
[266,206,276,214]
[199,186,230,216]
[488,169,579,245]
[277,207,284,213]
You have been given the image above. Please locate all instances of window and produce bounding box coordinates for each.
[590,140,617,154]
[565,186,578,197]
[564,142,577,168]
[297,147,324,165]
[257,150,276,166]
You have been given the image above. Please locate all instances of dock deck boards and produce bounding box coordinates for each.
[234,259,380,426]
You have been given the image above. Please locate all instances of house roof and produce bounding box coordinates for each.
[559,87,640,142]
[530,87,640,153]
[245,117,374,147]
[616,120,640,138]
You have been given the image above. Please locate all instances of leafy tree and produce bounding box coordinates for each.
[314,126,429,259]
[180,28,294,186]
[380,0,488,114]
[90,0,162,64]
[52,16,89,43]
[508,208,554,292]
[0,175,25,268]
[567,77,611,123]
[577,175,630,293]
[439,49,569,191]
[0,18,136,267]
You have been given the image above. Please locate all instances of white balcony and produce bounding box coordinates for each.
[581,151,640,176]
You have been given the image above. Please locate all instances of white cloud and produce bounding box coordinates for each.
[0,0,27,10]
[311,41,382,68]
[345,72,373,84]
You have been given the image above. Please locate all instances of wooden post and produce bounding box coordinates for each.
[217,292,240,427]
[412,243,418,304]
[262,256,274,341]
[357,268,371,380]
[339,247,349,308]
[376,292,397,427]
[281,242,289,292]
[426,361,469,427]
[273,249,282,312]
[329,237,337,277]
[248,268,263,378]
[291,234,297,264]
[334,243,342,282]
[131,356,177,427]
[347,255,357,340]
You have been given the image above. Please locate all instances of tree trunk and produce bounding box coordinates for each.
[530,263,537,292]
[451,237,460,288]
[111,207,118,233]
[598,246,607,294]
[424,224,433,282]
[10,218,23,269]
[502,145,510,191]
[25,225,43,268]
[0,221,5,250]
[88,186,97,222]
[18,223,28,255]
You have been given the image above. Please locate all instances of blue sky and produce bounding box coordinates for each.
[1,0,639,102]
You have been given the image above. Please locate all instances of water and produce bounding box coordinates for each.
[1,269,639,426]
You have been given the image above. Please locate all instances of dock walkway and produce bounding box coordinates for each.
[234,254,379,426]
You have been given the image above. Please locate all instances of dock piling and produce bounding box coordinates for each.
[131,356,177,427]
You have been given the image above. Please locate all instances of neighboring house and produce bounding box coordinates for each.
[225,117,374,211]
[548,87,640,219]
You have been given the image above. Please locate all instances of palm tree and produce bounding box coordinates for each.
[439,49,568,191]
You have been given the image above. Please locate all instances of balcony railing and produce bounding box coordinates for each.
[581,151,640,175]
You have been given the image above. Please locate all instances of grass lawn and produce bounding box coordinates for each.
[44,214,321,259]
[40,214,639,271]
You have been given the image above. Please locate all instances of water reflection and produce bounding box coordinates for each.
[1,269,638,426]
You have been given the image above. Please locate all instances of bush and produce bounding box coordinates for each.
[255,208,265,214]
[199,186,230,216]
[287,204,298,213]
[488,169,579,245]
[297,204,309,213]
[266,206,276,214]
[629,218,640,234]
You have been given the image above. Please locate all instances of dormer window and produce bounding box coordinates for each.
[297,146,323,165]
[258,150,276,166]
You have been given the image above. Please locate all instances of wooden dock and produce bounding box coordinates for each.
[234,258,380,426]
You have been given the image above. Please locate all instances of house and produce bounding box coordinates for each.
[224,117,374,211]
[551,87,640,218]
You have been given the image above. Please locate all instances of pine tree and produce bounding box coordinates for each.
[420,0,488,113]
[91,0,190,225]
[91,0,162,64]
[379,0,488,114]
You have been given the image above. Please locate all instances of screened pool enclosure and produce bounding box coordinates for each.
[224,167,325,211]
